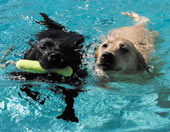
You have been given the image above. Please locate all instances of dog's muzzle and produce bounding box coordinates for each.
[98,52,116,70]
[47,52,64,63]
[39,51,68,69]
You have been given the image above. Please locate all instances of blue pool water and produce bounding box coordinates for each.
[0,0,170,131]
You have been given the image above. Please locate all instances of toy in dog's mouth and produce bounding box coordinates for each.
[16,59,73,77]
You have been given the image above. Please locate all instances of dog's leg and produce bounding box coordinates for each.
[1,46,15,63]
[0,60,15,68]
[0,46,15,68]
[122,12,150,25]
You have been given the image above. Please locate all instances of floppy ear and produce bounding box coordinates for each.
[94,48,99,62]
[136,51,150,73]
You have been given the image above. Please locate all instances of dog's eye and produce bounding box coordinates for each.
[39,45,46,50]
[39,42,54,50]
[102,43,108,48]
[45,42,54,47]
[119,44,129,54]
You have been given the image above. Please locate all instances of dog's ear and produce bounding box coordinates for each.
[136,51,150,73]
[94,48,99,62]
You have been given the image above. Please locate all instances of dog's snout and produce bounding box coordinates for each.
[48,52,64,63]
[49,53,58,60]
[101,52,115,63]
[98,52,117,70]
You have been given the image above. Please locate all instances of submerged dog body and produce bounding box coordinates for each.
[95,12,157,77]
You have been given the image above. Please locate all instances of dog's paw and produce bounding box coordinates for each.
[122,12,138,17]
[122,12,150,24]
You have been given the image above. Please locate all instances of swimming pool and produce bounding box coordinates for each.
[0,0,170,131]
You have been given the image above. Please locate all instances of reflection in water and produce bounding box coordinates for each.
[157,91,170,108]
[156,89,170,118]
[10,70,87,123]
[18,83,85,123]
[18,84,46,105]
[56,85,84,122]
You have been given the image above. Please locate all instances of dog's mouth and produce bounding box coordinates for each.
[97,63,121,71]
[97,63,111,70]
[39,52,69,69]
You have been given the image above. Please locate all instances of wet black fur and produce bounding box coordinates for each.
[11,13,88,84]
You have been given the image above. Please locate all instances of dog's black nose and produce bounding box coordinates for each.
[48,52,64,63]
[101,52,115,63]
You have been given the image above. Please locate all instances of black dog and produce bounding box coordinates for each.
[10,13,87,84]
[25,13,84,70]
[9,13,88,122]
[17,13,87,83]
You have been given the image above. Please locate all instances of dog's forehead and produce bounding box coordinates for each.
[37,38,61,48]
[110,38,134,48]
[99,38,137,55]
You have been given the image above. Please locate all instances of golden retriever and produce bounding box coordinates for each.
[95,12,158,78]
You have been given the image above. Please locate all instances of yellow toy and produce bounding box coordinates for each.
[15,59,73,77]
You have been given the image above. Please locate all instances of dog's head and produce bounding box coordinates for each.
[95,38,149,74]
[25,35,84,70]
[34,38,67,69]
